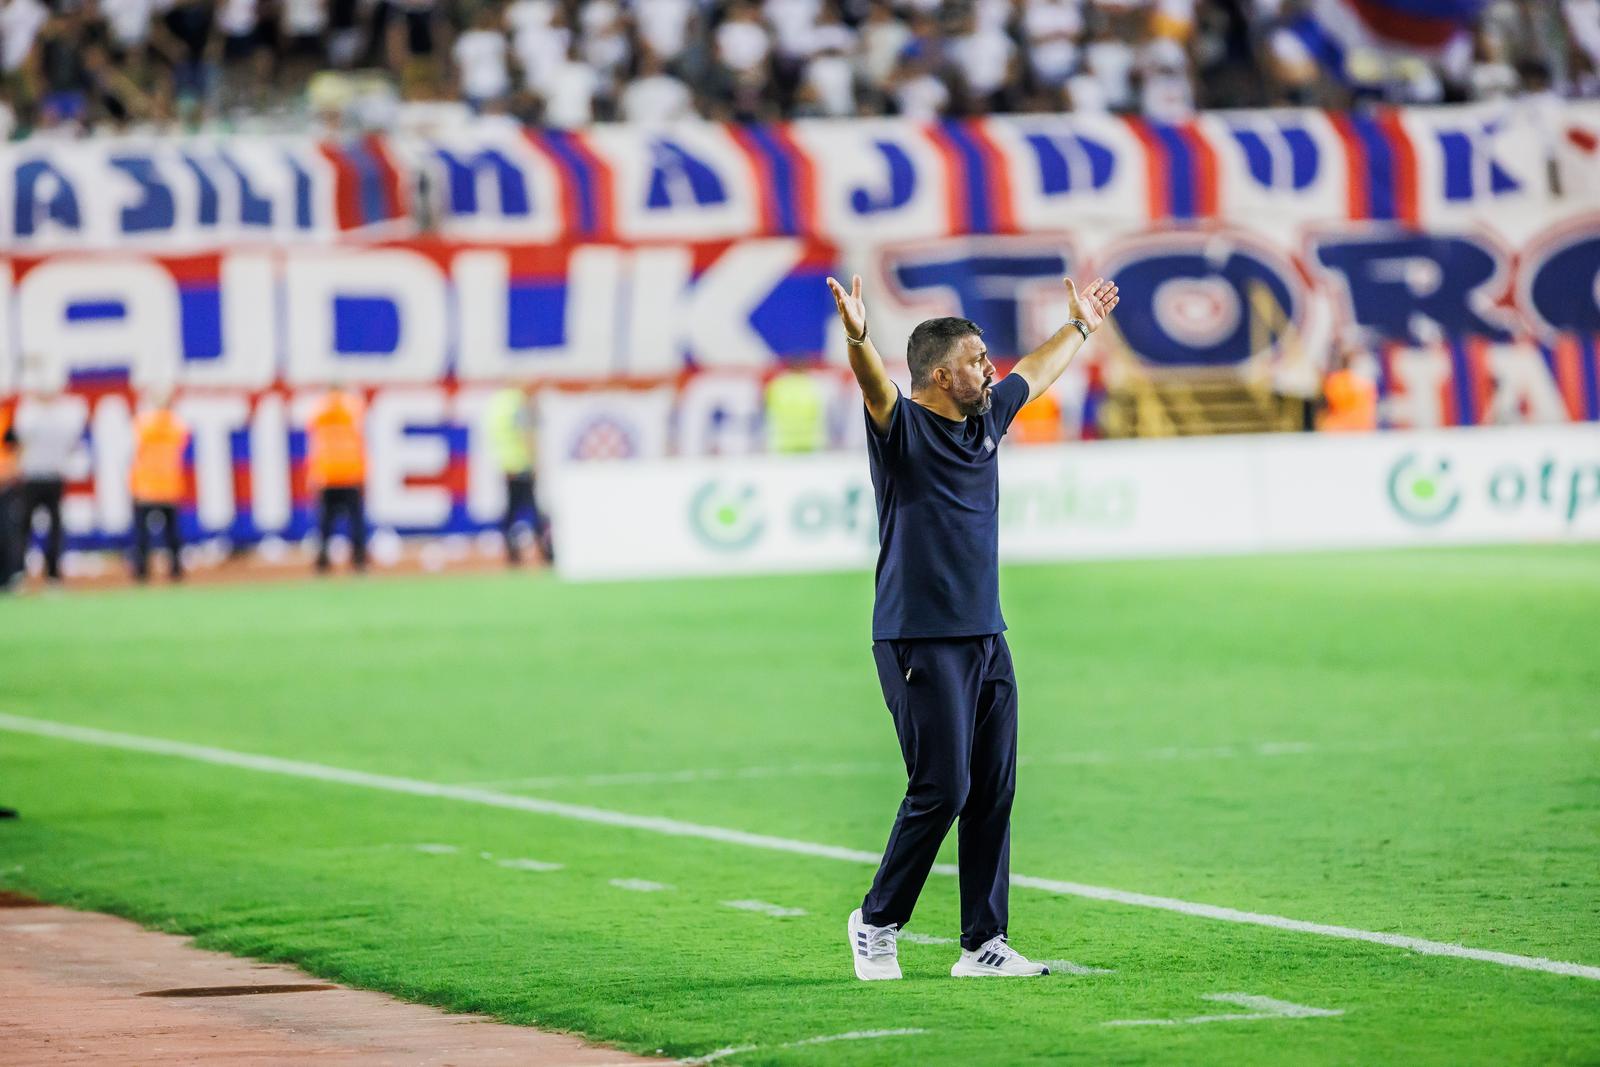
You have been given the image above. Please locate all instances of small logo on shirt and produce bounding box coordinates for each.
[982,435,996,453]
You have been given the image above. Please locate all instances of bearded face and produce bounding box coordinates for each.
[945,336,996,417]
[952,372,993,417]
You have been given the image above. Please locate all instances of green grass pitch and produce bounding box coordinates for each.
[2,546,1598,1065]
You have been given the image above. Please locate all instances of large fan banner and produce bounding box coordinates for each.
[2,101,1599,545]
[5,103,1598,250]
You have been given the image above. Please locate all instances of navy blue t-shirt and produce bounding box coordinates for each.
[865,374,1031,640]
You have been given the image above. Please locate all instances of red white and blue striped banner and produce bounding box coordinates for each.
[3,103,1589,250]
[1,134,409,251]
[404,105,1585,245]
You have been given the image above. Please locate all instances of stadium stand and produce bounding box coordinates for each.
[0,0,1592,139]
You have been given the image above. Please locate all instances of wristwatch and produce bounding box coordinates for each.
[1067,318,1090,341]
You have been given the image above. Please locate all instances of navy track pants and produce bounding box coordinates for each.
[861,633,1018,950]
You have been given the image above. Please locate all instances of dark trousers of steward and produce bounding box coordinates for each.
[315,486,368,572]
[861,633,1018,951]
[131,502,183,581]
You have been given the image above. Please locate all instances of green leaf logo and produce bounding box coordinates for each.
[1386,454,1461,526]
[689,481,766,551]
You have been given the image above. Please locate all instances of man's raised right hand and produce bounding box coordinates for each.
[826,274,868,341]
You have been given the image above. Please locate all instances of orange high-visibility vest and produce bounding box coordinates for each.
[1009,387,1064,445]
[0,404,17,485]
[307,391,367,488]
[130,408,191,503]
[1319,369,1378,432]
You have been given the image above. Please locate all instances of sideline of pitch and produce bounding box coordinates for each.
[2,711,1596,983]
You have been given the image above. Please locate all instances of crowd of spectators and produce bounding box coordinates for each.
[0,0,1594,138]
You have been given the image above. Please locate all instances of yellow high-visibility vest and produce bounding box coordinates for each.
[764,371,827,454]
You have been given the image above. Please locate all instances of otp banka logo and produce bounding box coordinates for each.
[690,480,877,553]
[1387,452,1600,527]
[1387,454,1462,525]
[690,482,766,550]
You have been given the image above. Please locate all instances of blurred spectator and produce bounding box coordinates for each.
[765,0,817,66]
[796,4,858,116]
[453,6,510,111]
[160,0,219,123]
[12,368,83,586]
[0,397,20,592]
[715,3,771,78]
[280,0,330,86]
[1471,24,1520,99]
[101,0,156,55]
[1080,10,1137,111]
[949,5,1018,113]
[712,0,774,118]
[580,0,630,92]
[1138,33,1195,121]
[1318,344,1379,433]
[306,386,369,574]
[327,0,362,67]
[620,47,694,122]
[889,12,950,119]
[508,0,569,98]
[0,0,49,126]
[541,34,602,126]
[1022,0,1083,97]
[34,1,96,133]
[858,1,910,93]
[395,0,444,99]
[635,0,693,62]
[218,0,270,110]
[763,368,828,453]
[486,385,551,565]
[129,393,190,584]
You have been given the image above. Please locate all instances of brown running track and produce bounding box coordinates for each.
[0,895,661,1065]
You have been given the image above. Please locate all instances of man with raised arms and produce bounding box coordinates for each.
[827,271,1119,980]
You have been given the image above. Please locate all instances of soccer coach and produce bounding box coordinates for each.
[828,271,1119,980]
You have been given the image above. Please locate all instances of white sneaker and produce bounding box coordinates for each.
[950,935,1050,977]
[848,908,902,981]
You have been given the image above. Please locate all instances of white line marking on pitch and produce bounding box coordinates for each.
[411,843,459,855]
[721,899,807,918]
[898,931,957,945]
[458,760,893,791]
[677,1028,928,1064]
[496,858,563,872]
[1104,993,1344,1028]
[4,713,1596,983]
[610,878,673,893]
[1039,959,1118,975]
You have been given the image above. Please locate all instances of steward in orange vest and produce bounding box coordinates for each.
[129,399,191,583]
[1318,354,1379,433]
[1008,386,1065,445]
[0,402,21,590]
[307,390,367,489]
[0,403,17,487]
[306,389,370,573]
